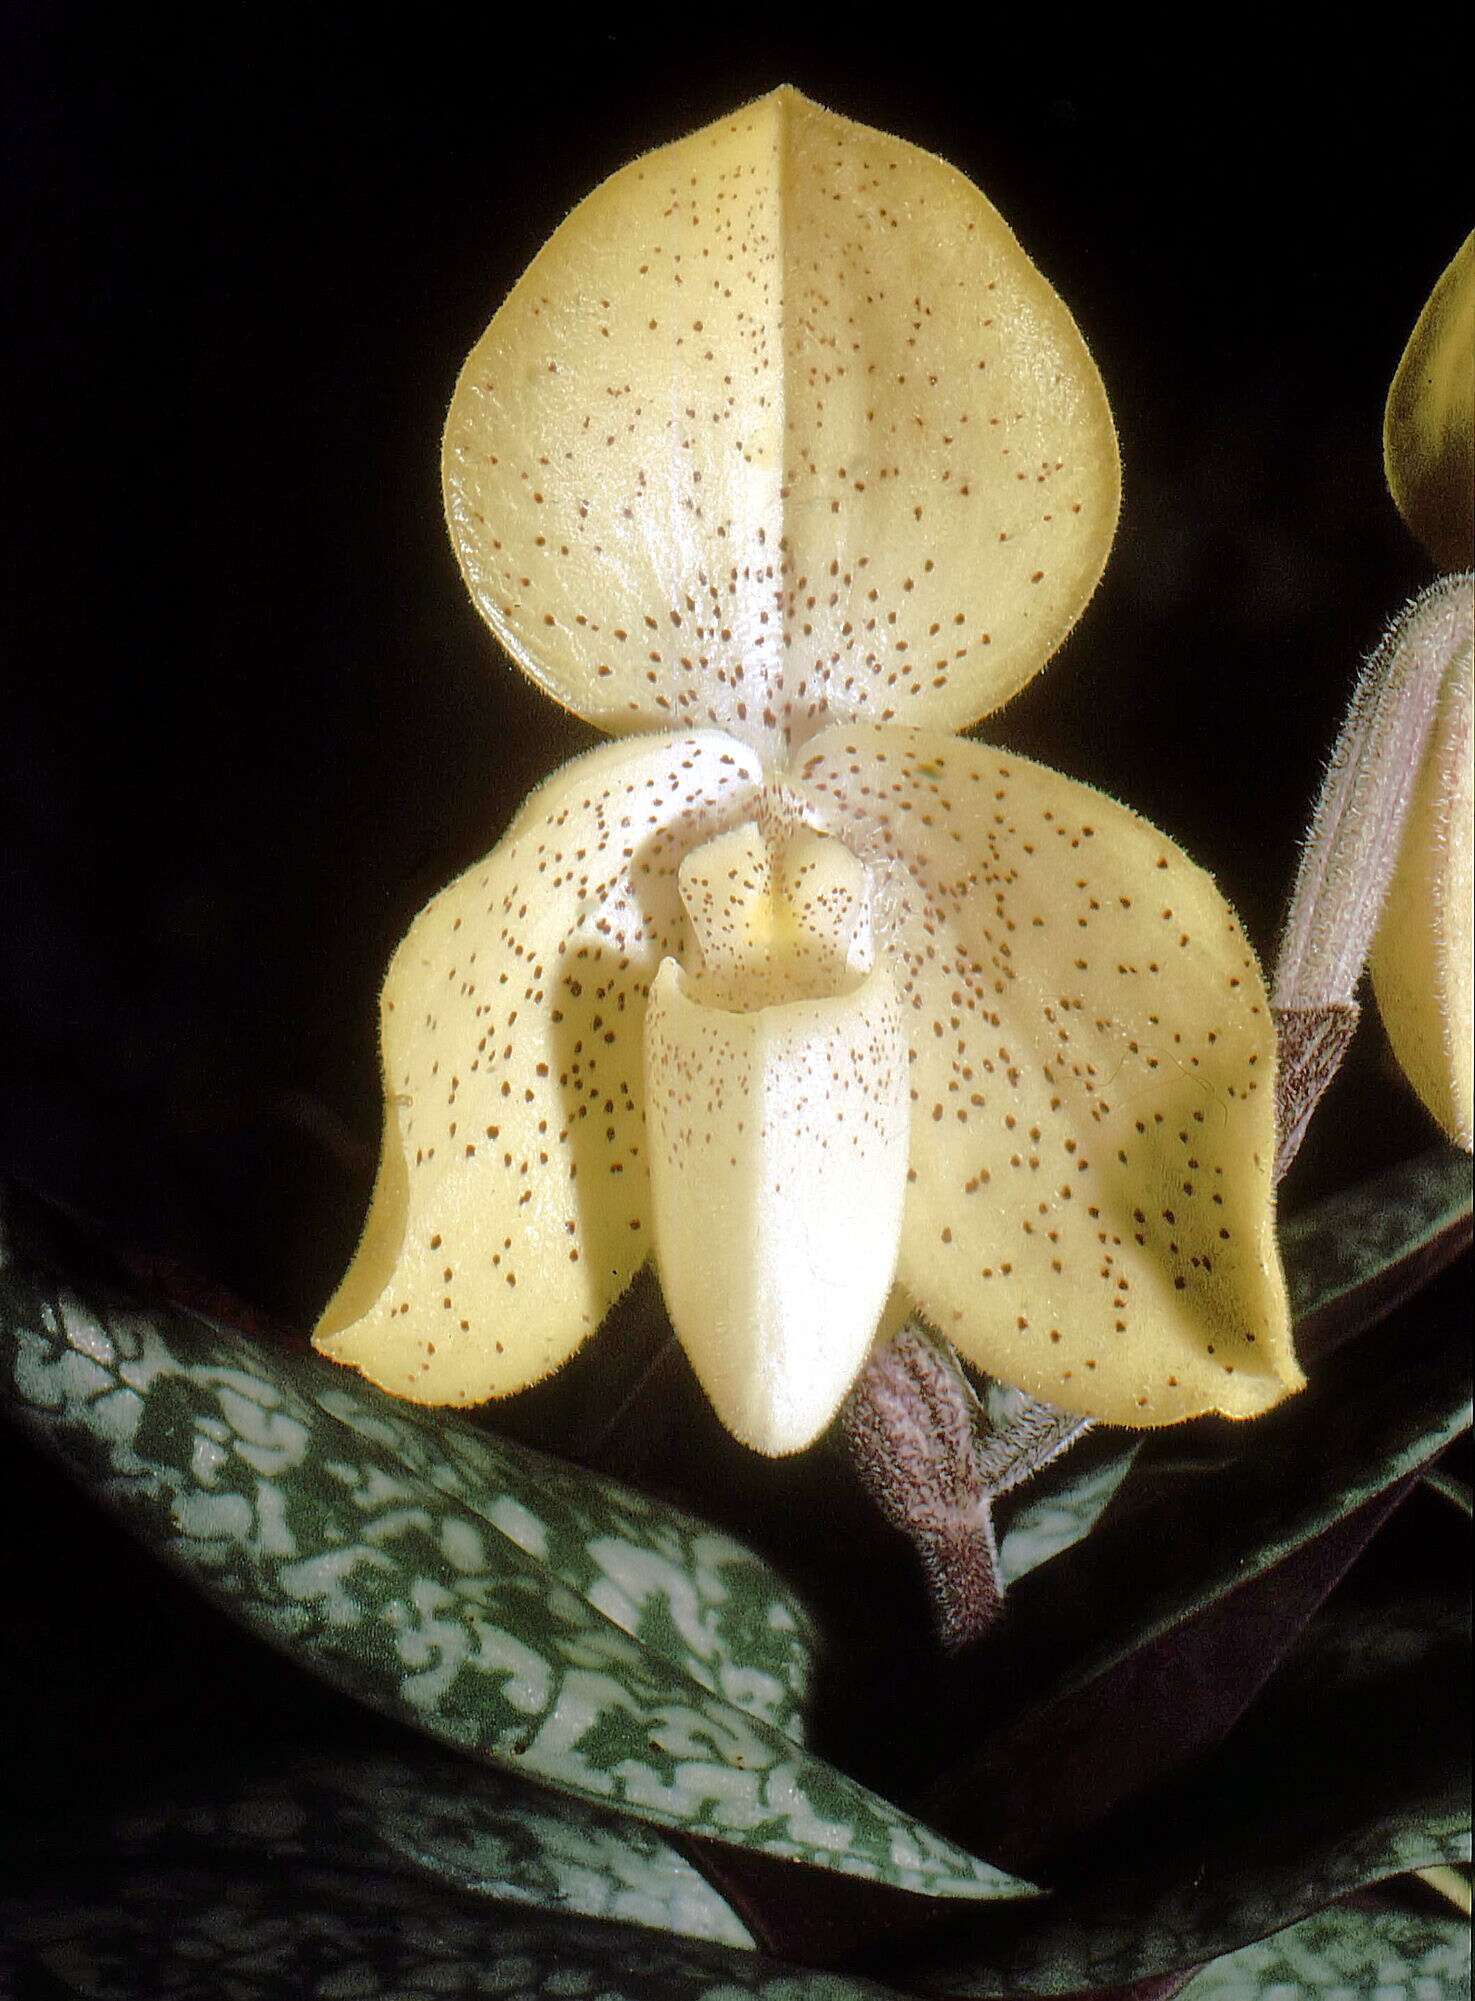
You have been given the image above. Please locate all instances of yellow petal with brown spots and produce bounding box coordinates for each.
[314,730,761,1403]
[792,724,1299,1426]
[443,86,1118,763]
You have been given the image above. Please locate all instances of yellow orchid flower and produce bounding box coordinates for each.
[314,88,1300,1455]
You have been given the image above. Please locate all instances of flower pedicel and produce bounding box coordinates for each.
[314,89,1300,1454]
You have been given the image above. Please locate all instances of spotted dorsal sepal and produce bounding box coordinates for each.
[443,87,1119,760]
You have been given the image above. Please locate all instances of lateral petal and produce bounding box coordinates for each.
[443,87,1118,761]
[794,725,1298,1426]
[315,731,761,1403]
[643,957,911,1455]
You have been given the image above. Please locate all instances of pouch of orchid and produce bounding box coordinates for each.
[313,88,1302,1473]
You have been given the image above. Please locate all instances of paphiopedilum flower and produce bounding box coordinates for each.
[315,89,1300,1454]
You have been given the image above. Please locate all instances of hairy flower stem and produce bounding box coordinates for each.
[843,1326,1090,1651]
[843,1326,1003,1650]
[1272,575,1474,1174]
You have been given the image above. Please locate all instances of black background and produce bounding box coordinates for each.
[1,6,1471,1883]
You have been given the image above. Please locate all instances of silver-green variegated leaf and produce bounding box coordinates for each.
[313,1381,815,1746]
[998,1433,1140,1587]
[1038,1819,1475,2000]
[0,1202,1032,1905]
[0,1867,913,2001]
[1280,1143,1472,1332]
[11,1751,754,1950]
[1181,1900,1471,2001]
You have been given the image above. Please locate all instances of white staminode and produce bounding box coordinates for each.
[644,824,910,1454]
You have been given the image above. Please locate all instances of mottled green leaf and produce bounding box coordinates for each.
[0,1192,1031,1905]
[1281,1143,1472,1355]
[314,1382,816,1745]
[0,1865,917,2000]
[1181,1899,1471,2001]
[7,1749,755,1948]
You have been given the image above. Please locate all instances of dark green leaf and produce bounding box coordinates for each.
[0,1864,917,2000]
[1281,1144,1472,1358]
[898,1214,1469,1865]
[1180,1898,1471,2000]
[997,1429,1141,1590]
[0,1189,1031,1905]
[889,1556,1469,1992]
[7,1749,755,1948]
[1424,1464,1473,1515]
